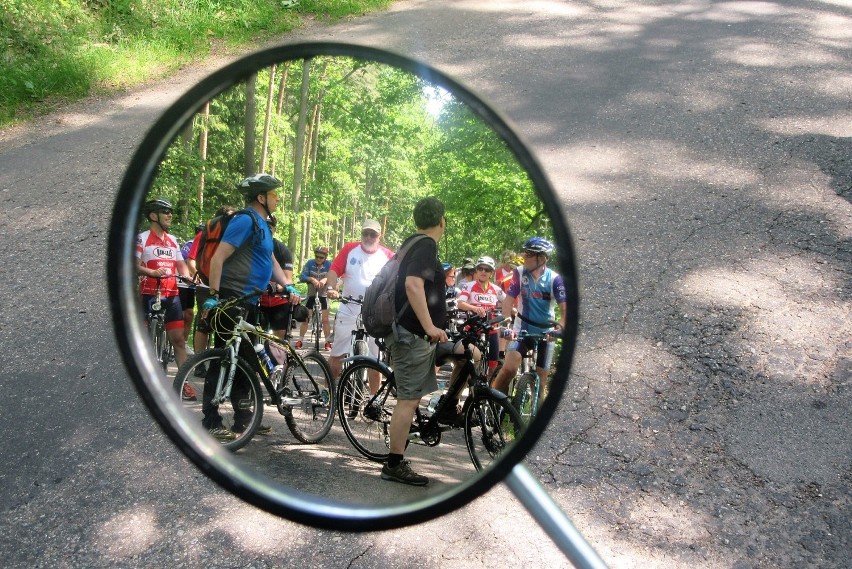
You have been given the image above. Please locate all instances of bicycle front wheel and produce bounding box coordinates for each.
[312,312,322,352]
[465,393,524,471]
[511,372,538,423]
[282,351,335,443]
[151,317,169,371]
[173,349,264,452]
[337,360,396,462]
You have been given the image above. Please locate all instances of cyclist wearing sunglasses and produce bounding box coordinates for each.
[136,198,192,369]
[297,246,333,348]
[457,256,506,377]
[491,237,567,398]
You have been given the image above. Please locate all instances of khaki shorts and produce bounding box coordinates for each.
[387,325,437,400]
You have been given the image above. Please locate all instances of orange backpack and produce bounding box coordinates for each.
[194,209,260,284]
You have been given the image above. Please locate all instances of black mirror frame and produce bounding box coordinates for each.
[107,41,580,531]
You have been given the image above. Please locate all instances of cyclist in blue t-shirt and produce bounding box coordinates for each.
[199,174,299,440]
[491,237,567,399]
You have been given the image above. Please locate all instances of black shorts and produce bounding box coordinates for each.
[141,294,183,331]
[178,287,195,312]
[305,295,328,311]
[260,303,293,331]
[508,336,553,369]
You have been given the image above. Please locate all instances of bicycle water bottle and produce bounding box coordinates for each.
[254,343,275,373]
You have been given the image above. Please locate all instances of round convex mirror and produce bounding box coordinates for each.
[108,42,579,530]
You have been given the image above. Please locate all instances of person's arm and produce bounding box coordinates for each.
[556,302,567,331]
[186,258,198,280]
[325,269,340,298]
[501,294,515,324]
[405,275,447,343]
[299,260,312,283]
[174,260,191,280]
[137,256,167,278]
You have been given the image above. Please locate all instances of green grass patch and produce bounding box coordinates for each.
[0,0,394,127]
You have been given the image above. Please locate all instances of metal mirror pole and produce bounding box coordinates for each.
[505,464,609,569]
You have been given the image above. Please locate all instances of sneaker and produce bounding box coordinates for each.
[381,459,428,486]
[208,426,237,441]
[294,340,303,349]
[181,382,198,401]
[232,423,271,435]
[193,363,207,378]
[324,341,332,351]
[433,397,464,427]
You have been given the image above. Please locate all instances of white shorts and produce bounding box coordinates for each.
[330,309,381,358]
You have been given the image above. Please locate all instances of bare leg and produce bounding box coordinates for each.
[388,398,419,454]
[491,350,522,394]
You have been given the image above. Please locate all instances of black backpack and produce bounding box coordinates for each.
[361,235,429,338]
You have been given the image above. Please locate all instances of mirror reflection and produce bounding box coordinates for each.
[136,55,562,505]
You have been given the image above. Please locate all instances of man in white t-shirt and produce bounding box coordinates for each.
[325,218,394,381]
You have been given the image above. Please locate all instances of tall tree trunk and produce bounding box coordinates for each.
[198,101,210,212]
[309,103,321,182]
[244,74,258,176]
[287,59,312,251]
[179,121,193,225]
[270,63,290,178]
[259,64,276,172]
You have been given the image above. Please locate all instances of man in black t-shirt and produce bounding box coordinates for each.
[382,197,448,486]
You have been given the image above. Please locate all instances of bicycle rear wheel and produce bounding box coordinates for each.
[337,361,396,462]
[173,349,264,451]
[282,351,335,443]
[465,393,524,471]
[511,372,537,423]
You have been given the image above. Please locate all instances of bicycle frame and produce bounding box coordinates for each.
[210,299,328,408]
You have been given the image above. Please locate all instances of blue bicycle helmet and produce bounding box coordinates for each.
[522,236,554,256]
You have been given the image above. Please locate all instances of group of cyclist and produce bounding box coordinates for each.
[136,173,566,484]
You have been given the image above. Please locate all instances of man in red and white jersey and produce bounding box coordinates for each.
[325,218,393,381]
[456,255,506,376]
[136,198,191,371]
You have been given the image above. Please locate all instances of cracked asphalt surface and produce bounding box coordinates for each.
[0,1,849,567]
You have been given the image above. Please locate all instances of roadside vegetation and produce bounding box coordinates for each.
[0,0,394,127]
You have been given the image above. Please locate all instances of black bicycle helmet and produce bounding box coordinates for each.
[522,236,554,256]
[237,173,282,198]
[143,198,172,215]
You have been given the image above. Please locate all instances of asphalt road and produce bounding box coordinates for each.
[1,1,849,567]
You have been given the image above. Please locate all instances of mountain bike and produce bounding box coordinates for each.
[306,289,324,351]
[337,314,524,471]
[173,292,335,451]
[507,316,560,423]
[145,275,193,370]
[335,295,391,420]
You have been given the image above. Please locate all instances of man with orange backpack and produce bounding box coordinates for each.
[197,174,299,440]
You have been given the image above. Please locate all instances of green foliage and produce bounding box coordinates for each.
[0,0,392,126]
[147,56,554,274]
